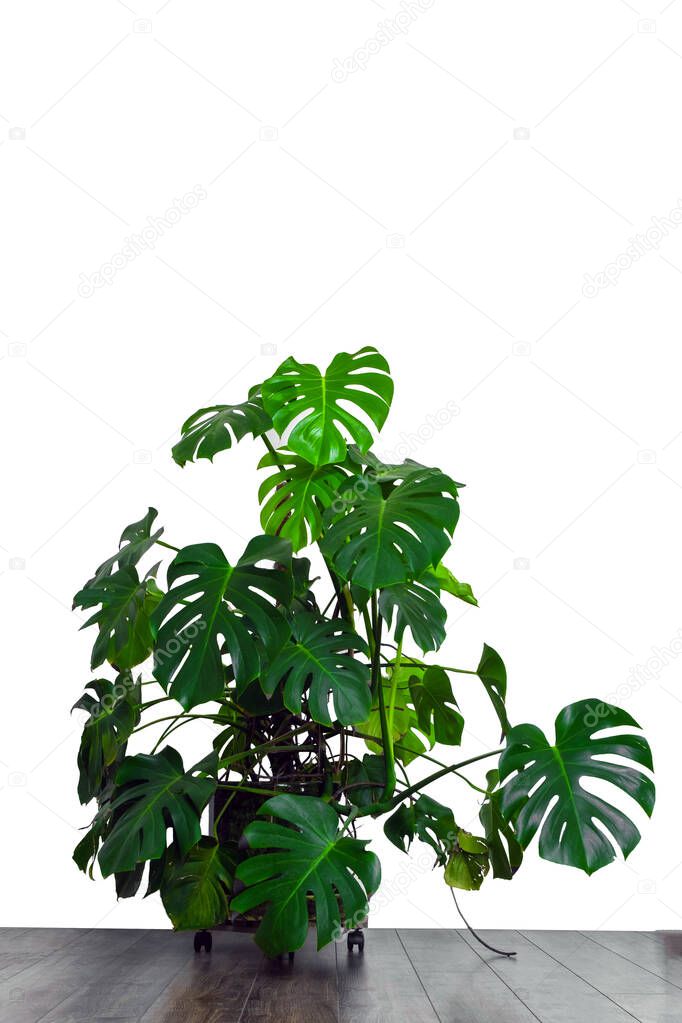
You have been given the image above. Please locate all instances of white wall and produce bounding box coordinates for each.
[1,0,680,933]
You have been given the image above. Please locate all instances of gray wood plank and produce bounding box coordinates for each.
[399,928,539,1023]
[525,929,681,1023]
[139,930,264,1023]
[579,931,682,989]
[38,931,193,1023]
[240,931,338,1023]
[0,937,145,1023]
[461,929,636,1023]
[338,928,439,1023]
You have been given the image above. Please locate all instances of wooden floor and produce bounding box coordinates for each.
[0,927,680,1022]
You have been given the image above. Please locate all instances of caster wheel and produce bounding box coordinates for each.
[194,930,212,953]
[347,928,364,953]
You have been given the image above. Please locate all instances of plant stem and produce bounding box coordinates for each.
[349,747,503,819]
[372,594,395,801]
[384,748,503,810]
[386,640,403,739]
[155,539,180,553]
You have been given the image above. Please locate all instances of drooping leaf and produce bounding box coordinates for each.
[345,754,386,809]
[476,643,511,737]
[74,568,163,671]
[498,700,655,875]
[72,675,141,804]
[262,613,370,726]
[444,830,489,891]
[257,451,350,551]
[98,747,217,877]
[73,801,111,877]
[379,573,447,653]
[321,467,460,590]
[479,769,523,880]
[172,399,272,467]
[231,794,381,955]
[161,837,237,930]
[81,508,164,588]
[409,667,464,746]
[152,536,292,710]
[430,563,477,606]
[115,863,145,899]
[384,794,458,864]
[262,347,394,467]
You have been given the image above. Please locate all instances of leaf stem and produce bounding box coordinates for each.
[155,539,181,553]
[372,594,395,801]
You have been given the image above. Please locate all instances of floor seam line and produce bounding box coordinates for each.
[457,929,544,1023]
[396,928,445,1023]
[521,932,644,1023]
[577,930,682,992]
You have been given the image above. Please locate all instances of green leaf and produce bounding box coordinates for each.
[498,700,655,875]
[74,569,163,671]
[262,347,394,467]
[479,769,523,880]
[81,508,163,588]
[232,794,381,955]
[409,667,464,746]
[357,666,431,766]
[384,794,458,864]
[345,754,386,809]
[152,536,293,710]
[383,804,416,853]
[257,451,350,551]
[72,675,141,804]
[321,466,460,590]
[476,643,511,737]
[379,573,447,653]
[262,613,370,726]
[430,563,477,606]
[98,747,217,877]
[74,806,110,877]
[161,837,237,930]
[444,829,489,891]
[172,399,272,467]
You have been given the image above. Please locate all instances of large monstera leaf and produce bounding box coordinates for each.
[172,399,272,467]
[152,536,292,710]
[83,508,163,588]
[98,747,216,877]
[498,700,655,875]
[73,675,141,804]
[262,347,393,467]
[262,613,370,726]
[321,467,460,590]
[257,451,350,551]
[379,572,447,653]
[232,795,381,955]
[161,837,237,930]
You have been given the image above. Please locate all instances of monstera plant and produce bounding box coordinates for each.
[72,347,655,957]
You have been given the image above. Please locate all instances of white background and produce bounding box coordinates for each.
[0,0,680,934]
